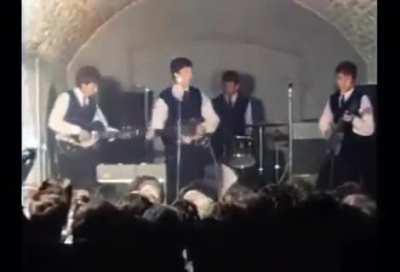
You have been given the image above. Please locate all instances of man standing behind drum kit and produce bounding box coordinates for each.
[211,70,254,162]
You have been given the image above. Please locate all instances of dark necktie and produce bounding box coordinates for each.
[339,95,345,109]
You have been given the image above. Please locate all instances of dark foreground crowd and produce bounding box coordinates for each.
[22,176,377,272]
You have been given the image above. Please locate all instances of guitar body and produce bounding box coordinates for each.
[57,137,99,159]
[326,97,362,156]
[56,126,145,159]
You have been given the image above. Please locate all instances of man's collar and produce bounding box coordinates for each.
[224,92,238,101]
[340,87,355,100]
[73,87,86,105]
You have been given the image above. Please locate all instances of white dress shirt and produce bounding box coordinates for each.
[319,88,375,138]
[149,86,220,135]
[48,87,111,136]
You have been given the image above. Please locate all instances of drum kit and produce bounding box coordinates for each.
[226,122,289,184]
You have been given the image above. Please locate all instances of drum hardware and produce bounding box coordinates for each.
[246,122,287,177]
[228,135,256,170]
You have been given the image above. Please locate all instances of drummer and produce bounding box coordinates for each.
[211,70,254,161]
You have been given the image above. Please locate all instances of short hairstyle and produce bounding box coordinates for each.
[342,194,377,217]
[334,182,362,201]
[75,65,101,87]
[119,193,153,216]
[142,204,179,226]
[335,61,357,80]
[172,199,200,222]
[179,180,218,202]
[222,70,240,84]
[129,175,165,203]
[27,178,72,242]
[170,57,193,75]
[72,199,120,242]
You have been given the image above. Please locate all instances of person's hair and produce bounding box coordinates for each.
[218,183,263,219]
[179,181,218,202]
[27,178,72,243]
[172,199,200,222]
[333,182,362,201]
[119,193,153,216]
[94,184,123,205]
[129,175,164,203]
[72,199,120,243]
[222,70,240,84]
[142,204,179,227]
[342,194,377,217]
[75,65,101,87]
[259,184,301,212]
[170,57,193,75]
[335,61,357,80]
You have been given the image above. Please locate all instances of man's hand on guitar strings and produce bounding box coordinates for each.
[342,111,354,122]
[78,130,91,142]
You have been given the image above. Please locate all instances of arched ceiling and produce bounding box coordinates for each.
[22,0,376,66]
[294,0,377,64]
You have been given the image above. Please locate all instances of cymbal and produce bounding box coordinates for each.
[246,122,287,128]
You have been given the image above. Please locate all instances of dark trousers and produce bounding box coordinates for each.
[316,136,376,195]
[58,149,98,191]
[165,144,212,203]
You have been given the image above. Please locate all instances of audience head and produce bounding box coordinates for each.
[142,204,180,228]
[94,184,123,205]
[342,194,377,218]
[27,178,72,242]
[129,175,164,204]
[72,199,120,243]
[219,182,263,219]
[333,182,362,201]
[179,181,217,219]
[119,192,153,217]
[259,183,301,212]
[172,199,200,223]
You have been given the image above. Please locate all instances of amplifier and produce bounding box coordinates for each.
[97,163,166,184]
[292,122,326,175]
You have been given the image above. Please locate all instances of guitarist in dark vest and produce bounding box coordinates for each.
[316,61,375,191]
[211,70,253,161]
[48,66,116,191]
[146,57,220,203]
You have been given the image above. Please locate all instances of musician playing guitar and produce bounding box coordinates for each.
[316,61,375,191]
[146,57,220,203]
[48,66,118,190]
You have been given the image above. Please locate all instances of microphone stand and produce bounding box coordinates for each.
[288,83,294,184]
[176,99,183,198]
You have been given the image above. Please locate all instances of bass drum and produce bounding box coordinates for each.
[227,135,256,170]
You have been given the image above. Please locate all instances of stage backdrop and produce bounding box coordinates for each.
[67,0,367,123]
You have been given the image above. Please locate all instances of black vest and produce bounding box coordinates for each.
[329,88,368,151]
[159,86,203,148]
[63,90,97,131]
[212,94,249,137]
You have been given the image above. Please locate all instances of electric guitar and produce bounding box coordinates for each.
[326,100,362,156]
[161,118,211,148]
[56,126,145,157]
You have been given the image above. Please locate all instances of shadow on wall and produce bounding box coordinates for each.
[240,73,266,124]
[98,76,126,128]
